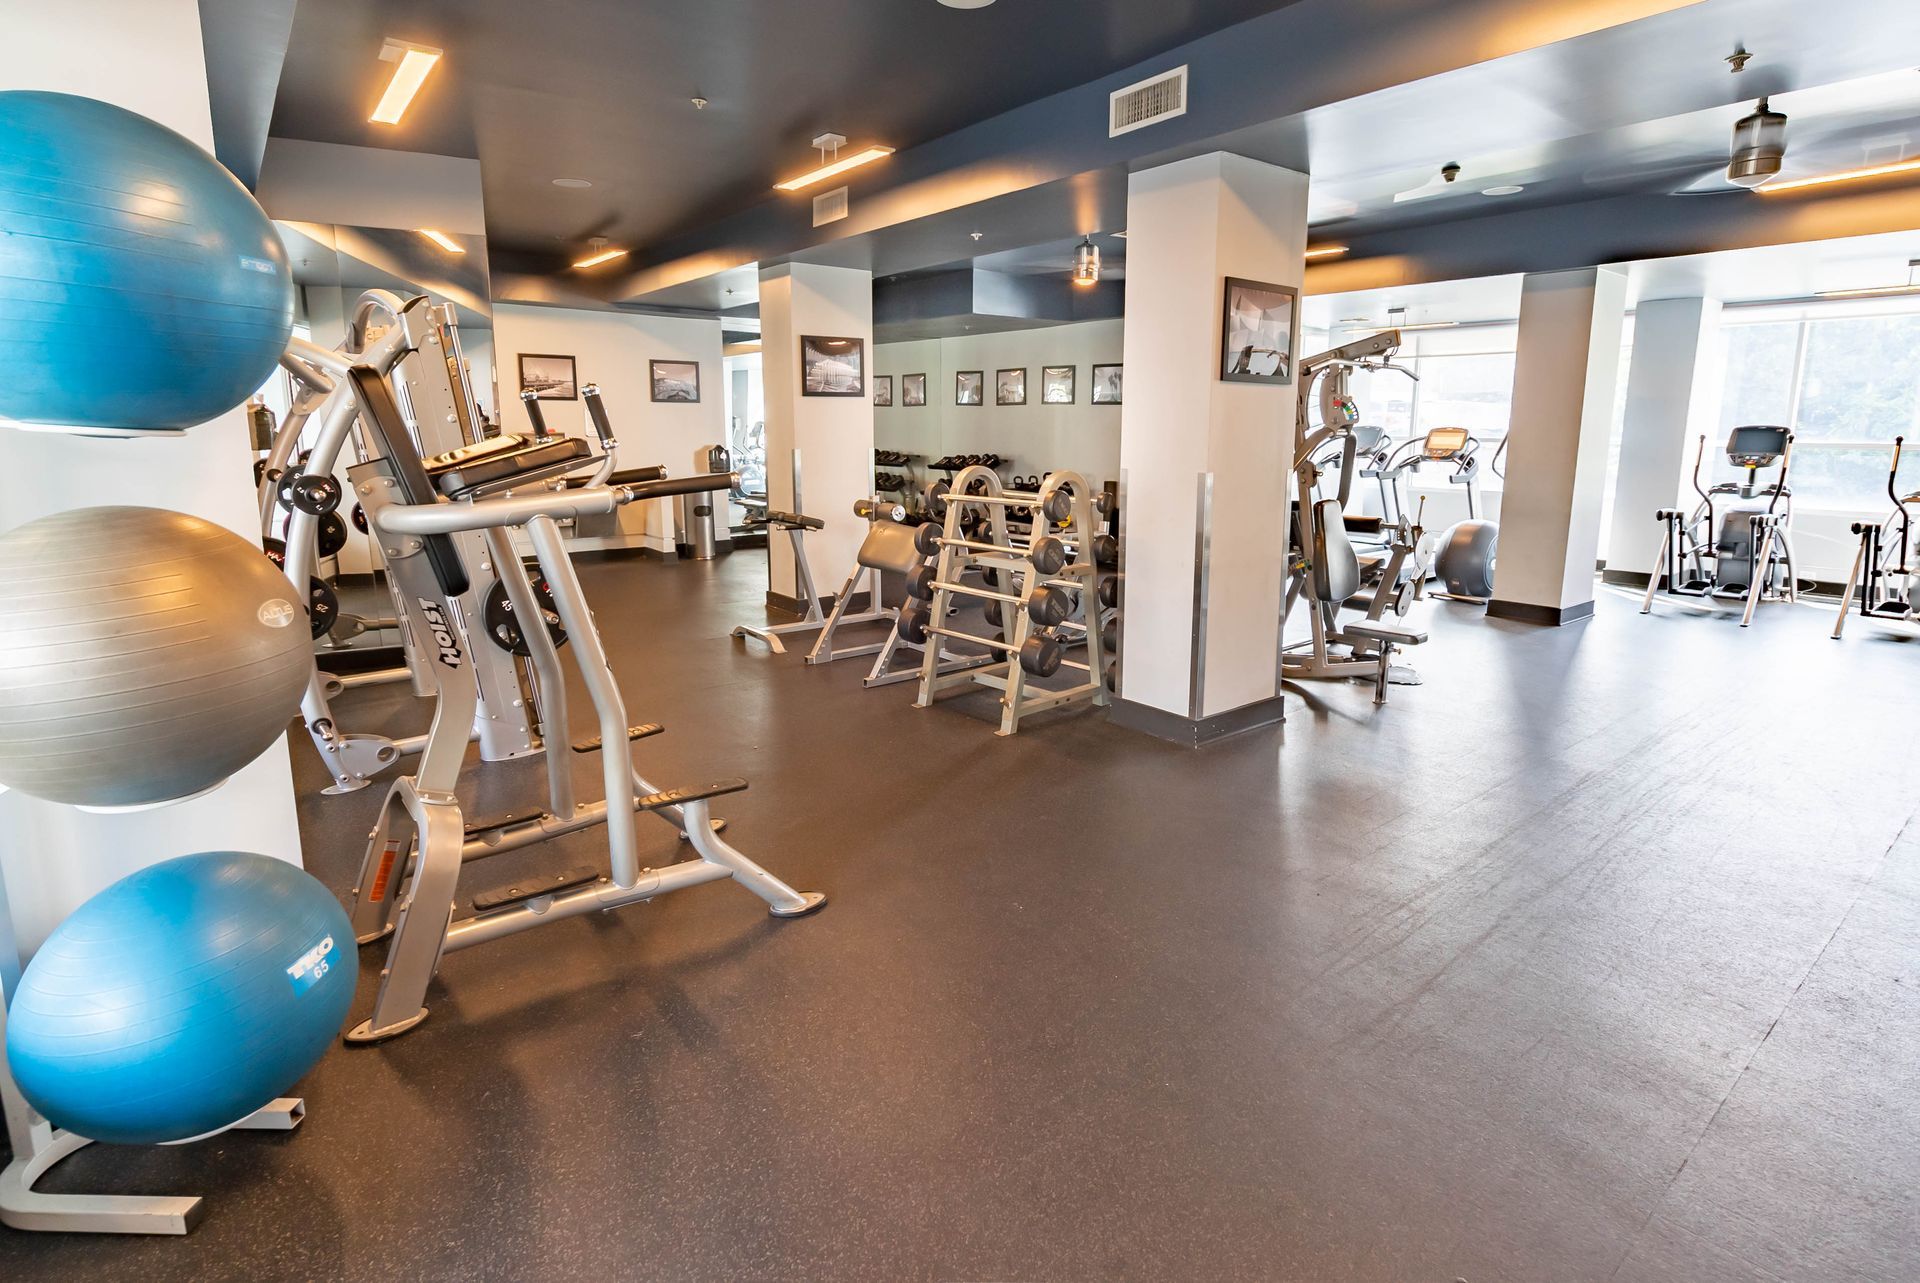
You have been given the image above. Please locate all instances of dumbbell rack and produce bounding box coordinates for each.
[910,466,1110,736]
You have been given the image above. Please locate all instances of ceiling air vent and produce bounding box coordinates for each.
[1109,65,1188,138]
[813,186,849,227]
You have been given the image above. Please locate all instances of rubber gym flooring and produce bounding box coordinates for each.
[4,552,1918,1282]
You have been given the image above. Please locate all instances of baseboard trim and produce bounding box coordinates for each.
[1486,598,1596,627]
[765,589,870,617]
[1108,694,1287,747]
[1599,568,1649,588]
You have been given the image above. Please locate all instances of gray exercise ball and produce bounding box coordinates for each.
[0,507,311,807]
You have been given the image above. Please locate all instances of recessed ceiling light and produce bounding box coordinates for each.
[573,238,629,270]
[938,0,997,8]
[552,177,594,189]
[1304,244,1349,259]
[369,39,442,125]
[1483,184,1525,196]
[417,228,464,254]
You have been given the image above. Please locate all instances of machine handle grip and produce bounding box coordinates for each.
[520,389,551,438]
[759,509,824,531]
[615,471,742,505]
[582,384,615,447]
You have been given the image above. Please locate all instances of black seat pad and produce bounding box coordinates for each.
[426,433,592,496]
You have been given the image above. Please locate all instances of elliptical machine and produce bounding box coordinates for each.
[1831,435,1917,639]
[1429,429,1505,602]
[1641,425,1798,628]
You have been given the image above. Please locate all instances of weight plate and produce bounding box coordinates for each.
[261,536,288,570]
[350,502,369,534]
[316,510,349,558]
[482,574,568,656]
[306,577,338,640]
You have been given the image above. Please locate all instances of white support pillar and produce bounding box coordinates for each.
[0,0,305,952]
[1488,266,1629,626]
[1113,153,1308,744]
[1603,296,1723,581]
[758,264,875,610]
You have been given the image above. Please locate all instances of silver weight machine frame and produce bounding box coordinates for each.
[337,365,824,1044]
[265,292,541,792]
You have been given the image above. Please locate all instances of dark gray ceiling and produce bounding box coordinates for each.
[265,0,1309,255]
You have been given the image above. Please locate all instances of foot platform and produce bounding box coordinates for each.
[571,723,664,754]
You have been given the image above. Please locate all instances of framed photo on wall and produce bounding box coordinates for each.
[996,368,1026,406]
[801,335,865,396]
[1042,365,1075,404]
[649,359,700,403]
[955,370,984,406]
[873,375,893,407]
[1091,363,1123,405]
[519,353,578,400]
[902,373,927,407]
[1220,277,1299,384]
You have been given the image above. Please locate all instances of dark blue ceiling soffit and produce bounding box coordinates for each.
[1306,183,1920,297]
[872,267,1123,343]
[609,0,1708,303]
[199,0,299,189]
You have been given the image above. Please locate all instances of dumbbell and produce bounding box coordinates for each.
[1028,584,1072,628]
[1093,533,1120,568]
[1097,574,1119,610]
[1019,630,1065,678]
[1041,488,1073,524]
[907,564,939,600]
[913,522,943,557]
[897,601,932,644]
[1029,535,1068,576]
[923,479,951,514]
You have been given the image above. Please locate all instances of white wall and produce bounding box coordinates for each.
[874,318,1125,485]
[0,0,304,951]
[493,304,727,552]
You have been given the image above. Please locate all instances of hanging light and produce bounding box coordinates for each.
[1727,97,1788,188]
[1071,237,1101,288]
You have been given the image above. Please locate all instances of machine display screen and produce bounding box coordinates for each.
[1424,427,1470,458]
[1727,425,1788,460]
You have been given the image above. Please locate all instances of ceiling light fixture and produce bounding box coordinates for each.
[775,133,895,193]
[369,39,442,125]
[1483,184,1525,196]
[1760,156,1920,195]
[572,237,629,270]
[1304,244,1349,259]
[417,228,464,254]
[1727,98,1788,188]
[1385,307,1458,332]
[938,0,999,8]
[1816,259,1920,299]
[1071,237,1101,287]
[552,177,594,189]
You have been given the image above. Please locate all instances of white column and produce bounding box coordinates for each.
[0,0,304,951]
[1489,266,1629,625]
[1115,153,1308,742]
[1604,296,1723,580]
[758,264,875,607]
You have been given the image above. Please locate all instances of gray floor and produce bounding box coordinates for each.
[4,552,1917,1281]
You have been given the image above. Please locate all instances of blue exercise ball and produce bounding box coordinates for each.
[4,853,356,1146]
[0,92,293,433]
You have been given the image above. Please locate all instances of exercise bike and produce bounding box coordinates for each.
[1641,425,1798,628]
[1831,435,1918,639]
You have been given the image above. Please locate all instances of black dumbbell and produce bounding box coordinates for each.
[1029,535,1067,576]
[1028,585,1070,628]
[897,601,932,644]
[1019,631,1065,678]
[1093,533,1120,568]
[1097,574,1119,609]
[907,564,939,600]
[913,523,943,557]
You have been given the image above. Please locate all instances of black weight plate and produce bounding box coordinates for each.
[261,536,288,569]
[316,510,349,558]
[482,574,568,656]
[306,577,338,640]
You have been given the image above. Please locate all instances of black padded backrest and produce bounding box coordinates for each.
[1312,498,1361,604]
[346,365,469,597]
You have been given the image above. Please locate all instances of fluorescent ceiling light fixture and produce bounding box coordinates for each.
[417,228,464,254]
[370,40,442,125]
[1817,260,1920,299]
[1304,244,1349,259]
[551,177,594,189]
[1760,157,1920,194]
[1483,184,1525,196]
[572,245,630,270]
[775,145,894,192]
[1394,320,1462,331]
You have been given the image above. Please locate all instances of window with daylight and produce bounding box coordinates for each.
[1714,306,1920,509]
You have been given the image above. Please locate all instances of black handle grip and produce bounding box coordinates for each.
[519,389,550,438]
[760,509,825,531]
[583,385,615,446]
[618,471,742,503]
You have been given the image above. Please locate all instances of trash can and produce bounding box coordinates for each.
[675,444,731,560]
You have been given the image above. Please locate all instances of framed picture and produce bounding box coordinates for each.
[995,368,1026,406]
[1091,363,1123,405]
[955,370,984,406]
[801,335,865,397]
[649,359,700,403]
[519,353,578,400]
[902,373,927,407]
[873,375,893,407]
[1220,277,1299,385]
[1042,365,1075,405]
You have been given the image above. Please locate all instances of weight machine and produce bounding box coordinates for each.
[1642,425,1798,628]
[1832,435,1918,638]
[339,365,824,1043]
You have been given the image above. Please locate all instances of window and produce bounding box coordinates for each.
[1715,307,1920,509]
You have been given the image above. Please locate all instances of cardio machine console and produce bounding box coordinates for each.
[1423,426,1471,460]
[1725,425,1789,468]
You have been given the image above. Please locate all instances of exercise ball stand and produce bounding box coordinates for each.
[0,863,308,1235]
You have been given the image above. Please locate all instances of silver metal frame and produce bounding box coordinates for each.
[341,417,824,1044]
